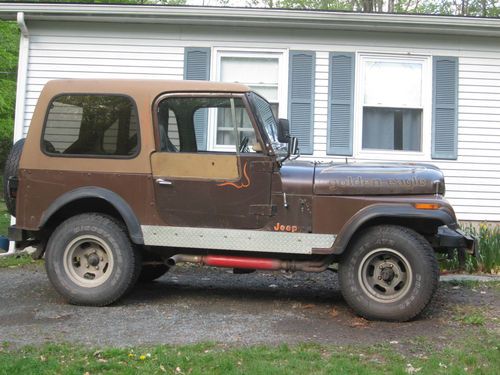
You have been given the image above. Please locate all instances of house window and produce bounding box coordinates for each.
[358,56,430,154]
[212,50,287,151]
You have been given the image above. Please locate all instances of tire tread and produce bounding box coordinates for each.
[45,213,141,307]
[339,225,439,322]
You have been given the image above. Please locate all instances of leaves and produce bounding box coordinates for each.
[0,20,18,168]
[256,0,499,16]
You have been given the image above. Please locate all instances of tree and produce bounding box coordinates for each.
[25,0,187,4]
[0,21,19,169]
[256,0,499,15]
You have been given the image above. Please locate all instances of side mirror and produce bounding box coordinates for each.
[288,136,298,156]
[277,118,290,143]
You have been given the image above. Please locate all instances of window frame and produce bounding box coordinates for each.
[152,92,267,155]
[40,93,141,159]
[211,48,288,152]
[353,53,432,160]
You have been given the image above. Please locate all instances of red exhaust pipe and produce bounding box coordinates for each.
[204,255,281,270]
[167,254,333,273]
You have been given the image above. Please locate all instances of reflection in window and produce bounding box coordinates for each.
[43,95,138,157]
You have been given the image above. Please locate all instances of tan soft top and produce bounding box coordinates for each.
[40,79,251,98]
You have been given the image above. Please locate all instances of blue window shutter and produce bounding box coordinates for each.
[184,47,210,81]
[184,48,211,150]
[288,51,315,155]
[327,52,355,156]
[432,56,458,160]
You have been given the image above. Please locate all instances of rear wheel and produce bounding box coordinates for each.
[339,225,439,322]
[45,213,141,306]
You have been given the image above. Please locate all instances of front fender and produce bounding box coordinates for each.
[39,186,144,244]
[331,203,456,254]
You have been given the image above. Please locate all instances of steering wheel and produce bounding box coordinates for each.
[239,136,249,153]
[43,140,58,153]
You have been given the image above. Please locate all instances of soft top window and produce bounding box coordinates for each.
[42,94,139,157]
[157,96,257,153]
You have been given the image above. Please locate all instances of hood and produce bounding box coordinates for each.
[314,162,445,196]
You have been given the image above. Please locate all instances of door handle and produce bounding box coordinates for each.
[156,178,173,186]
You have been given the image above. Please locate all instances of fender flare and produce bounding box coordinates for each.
[331,203,456,254]
[40,186,144,245]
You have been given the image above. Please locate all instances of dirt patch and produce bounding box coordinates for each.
[0,264,498,348]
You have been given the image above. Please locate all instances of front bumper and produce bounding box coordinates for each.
[436,226,478,257]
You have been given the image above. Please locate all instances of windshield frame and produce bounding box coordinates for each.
[246,91,288,157]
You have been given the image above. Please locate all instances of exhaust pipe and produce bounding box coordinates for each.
[167,254,333,273]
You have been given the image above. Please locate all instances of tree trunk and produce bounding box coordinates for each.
[388,0,395,12]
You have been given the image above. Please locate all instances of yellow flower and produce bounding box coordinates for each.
[139,355,146,361]
[128,353,135,358]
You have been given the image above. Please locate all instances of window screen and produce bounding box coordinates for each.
[43,95,139,157]
[361,60,423,152]
[220,56,279,117]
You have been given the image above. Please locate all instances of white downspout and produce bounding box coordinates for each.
[2,13,30,256]
[14,11,29,142]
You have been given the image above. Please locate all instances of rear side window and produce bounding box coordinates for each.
[43,94,139,157]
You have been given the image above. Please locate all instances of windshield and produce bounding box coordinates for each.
[248,92,288,156]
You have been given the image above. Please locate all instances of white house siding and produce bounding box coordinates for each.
[19,20,500,222]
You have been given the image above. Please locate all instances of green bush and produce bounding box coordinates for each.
[440,224,500,274]
[0,117,14,171]
[0,21,19,171]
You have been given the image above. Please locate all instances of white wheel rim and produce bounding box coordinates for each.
[63,235,114,288]
[358,248,413,304]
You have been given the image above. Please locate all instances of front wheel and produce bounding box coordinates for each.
[339,225,439,322]
[45,213,142,306]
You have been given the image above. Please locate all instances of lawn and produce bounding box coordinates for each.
[0,333,498,375]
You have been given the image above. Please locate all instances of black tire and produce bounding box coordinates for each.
[3,138,25,217]
[339,225,439,322]
[45,213,142,306]
[138,264,169,282]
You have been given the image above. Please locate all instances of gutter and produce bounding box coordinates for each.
[16,11,28,37]
[0,4,499,37]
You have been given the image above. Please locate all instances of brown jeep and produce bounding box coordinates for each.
[4,79,475,321]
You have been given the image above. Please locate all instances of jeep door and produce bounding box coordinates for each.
[150,93,274,229]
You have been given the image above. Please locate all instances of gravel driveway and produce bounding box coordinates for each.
[0,264,498,348]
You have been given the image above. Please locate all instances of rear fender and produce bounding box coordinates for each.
[39,187,144,244]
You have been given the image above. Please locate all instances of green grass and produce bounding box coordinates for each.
[0,253,42,268]
[452,306,487,326]
[0,334,499,375]
[0,199,9,237]
[447,279,500,292]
